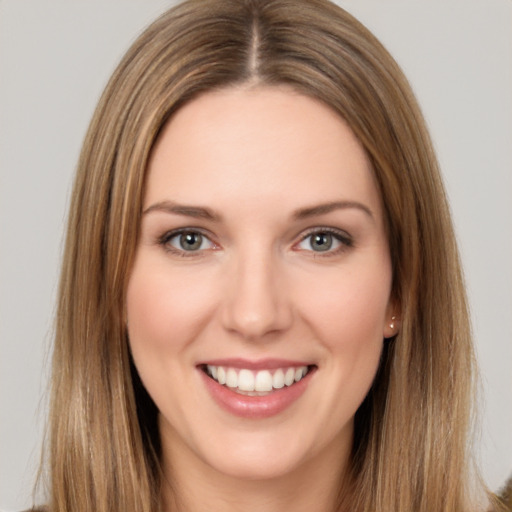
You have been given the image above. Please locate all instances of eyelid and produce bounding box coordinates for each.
[157,227,218,255]
[155,225,353,257]
[294,226,353,254]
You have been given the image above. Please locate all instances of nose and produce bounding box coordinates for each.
[221,248,293,341]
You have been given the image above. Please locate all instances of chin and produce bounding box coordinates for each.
[205,450,306,481]
[192,426,333,482]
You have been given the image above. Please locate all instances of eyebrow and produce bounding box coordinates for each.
[143,200,221,221]
[292,201,374,220]
[143,199,374,222]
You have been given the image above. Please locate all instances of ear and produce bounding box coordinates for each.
[383,301,401,339]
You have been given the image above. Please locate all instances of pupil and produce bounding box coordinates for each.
[312,233,332,251]
[180,232,202,250]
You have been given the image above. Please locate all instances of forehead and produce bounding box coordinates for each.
[145,86,383,220]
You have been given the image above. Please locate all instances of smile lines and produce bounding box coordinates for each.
[203,365,312,395]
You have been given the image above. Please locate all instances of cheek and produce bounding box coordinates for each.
[297,265,391,345]
[125,258,218,367]
[292,257,391,391]
[125,257,221,424]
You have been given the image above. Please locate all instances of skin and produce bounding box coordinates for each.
[126,85,398,512]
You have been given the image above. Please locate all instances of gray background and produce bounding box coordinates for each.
[1,1,511,510]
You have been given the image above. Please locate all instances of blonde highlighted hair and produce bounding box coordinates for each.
[42,0,495,510]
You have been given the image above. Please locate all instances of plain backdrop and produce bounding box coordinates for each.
[1,1,511,510]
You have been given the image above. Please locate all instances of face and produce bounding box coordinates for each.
[126,86,396,482]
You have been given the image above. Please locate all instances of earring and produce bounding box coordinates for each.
[389,316,396,330]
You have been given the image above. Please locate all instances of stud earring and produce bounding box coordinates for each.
[389,316,396,330]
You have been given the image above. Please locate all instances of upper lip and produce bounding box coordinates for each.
[196,358,315,370]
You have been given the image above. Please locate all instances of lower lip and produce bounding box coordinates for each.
[199,368,314,419]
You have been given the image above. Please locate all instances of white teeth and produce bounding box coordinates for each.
[207,364,217,380]
[238,369,255,391]
[226,368,238,388]
[272,369,285,389]
[255,370,273,392]
[217,366,226,385]
[206,365,310,392]
[284,367,295,386]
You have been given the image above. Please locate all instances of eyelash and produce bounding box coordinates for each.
[156,227,353,257]
[295,227,353,256]
[157,228,217,257]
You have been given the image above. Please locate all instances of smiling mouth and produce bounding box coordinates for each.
[200,364,316,396]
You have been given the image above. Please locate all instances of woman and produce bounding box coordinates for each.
[38,0,502,510]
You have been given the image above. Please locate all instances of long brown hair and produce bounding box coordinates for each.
[43,1,492,510]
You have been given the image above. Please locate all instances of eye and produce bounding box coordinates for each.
[296,229,352,253]
[160,229,216,254]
